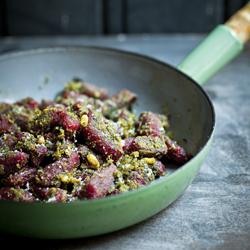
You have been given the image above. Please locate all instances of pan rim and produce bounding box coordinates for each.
[0,45,216,206]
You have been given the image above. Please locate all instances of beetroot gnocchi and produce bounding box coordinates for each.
[0,79,192,202]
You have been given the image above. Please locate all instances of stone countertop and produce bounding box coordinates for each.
[0,34,249,250]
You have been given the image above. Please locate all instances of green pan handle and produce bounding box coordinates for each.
[177,24,243,85]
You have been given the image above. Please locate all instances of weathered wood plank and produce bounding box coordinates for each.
[126,0,224,33]
[5,0,104,35]
[104,0,124,34]
[1,0,249,35]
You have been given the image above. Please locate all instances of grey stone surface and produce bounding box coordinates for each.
[0,33,249,249]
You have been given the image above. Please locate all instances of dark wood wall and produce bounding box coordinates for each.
[0,0,248,36]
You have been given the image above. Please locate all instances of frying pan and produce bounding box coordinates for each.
[0,3,249,239]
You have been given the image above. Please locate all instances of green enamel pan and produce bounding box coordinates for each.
[0,4,249,239]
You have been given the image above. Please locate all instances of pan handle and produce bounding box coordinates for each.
[177,2,250,85]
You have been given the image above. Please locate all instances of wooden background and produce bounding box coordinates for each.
[0,0,248,36]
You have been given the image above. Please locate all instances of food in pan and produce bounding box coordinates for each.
[0,79,191,202]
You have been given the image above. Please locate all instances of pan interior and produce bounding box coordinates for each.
[0,46,214,165]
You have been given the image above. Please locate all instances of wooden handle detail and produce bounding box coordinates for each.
[225,2,250,44]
